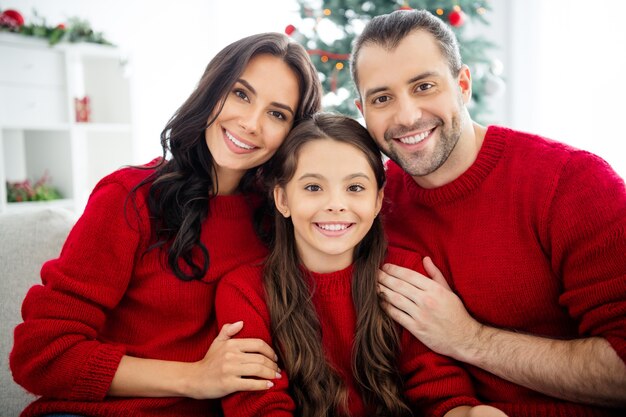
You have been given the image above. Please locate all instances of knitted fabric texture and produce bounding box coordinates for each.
[10,162,268,417]
[382,125,626,417]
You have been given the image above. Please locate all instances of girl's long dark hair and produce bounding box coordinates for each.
[263,113,412,416]
[132,33,321,281]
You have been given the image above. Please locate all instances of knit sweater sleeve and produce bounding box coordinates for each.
[546,151,626,363]
[10,174,146,400]
[387,247,480,417]
[216,265,295,417]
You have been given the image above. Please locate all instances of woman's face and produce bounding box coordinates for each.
[274,139,384,273]
[206,53,300,192]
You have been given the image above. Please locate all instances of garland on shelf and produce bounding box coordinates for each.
[0,8,112,46]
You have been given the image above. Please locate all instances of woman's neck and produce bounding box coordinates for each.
[213,165,245,195]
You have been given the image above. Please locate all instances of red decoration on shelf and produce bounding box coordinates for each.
[74,96,91,123]
[448,9,466,27]
[398,2,412,10]
[0,9,25,28]
[285,24,296,36]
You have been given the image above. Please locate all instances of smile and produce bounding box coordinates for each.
[225,130,255,150]
[397,128,434,145]
[315,223,352,231]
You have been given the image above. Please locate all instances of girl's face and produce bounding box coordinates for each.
[206,54,300,194]
[275,139,383,273]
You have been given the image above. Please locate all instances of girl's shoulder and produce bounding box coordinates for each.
[385,246,426,275]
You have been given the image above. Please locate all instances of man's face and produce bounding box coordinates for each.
[355,30,471,183]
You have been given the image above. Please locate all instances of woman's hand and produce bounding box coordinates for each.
[109,321,281,399]
[183,321,282,399]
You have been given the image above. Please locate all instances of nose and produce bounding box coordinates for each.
[239,107,263,134]
[325,191,346,212]
[394,94,421,127]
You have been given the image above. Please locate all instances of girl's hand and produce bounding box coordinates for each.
[445,405,509,417]
[184,321,282,399]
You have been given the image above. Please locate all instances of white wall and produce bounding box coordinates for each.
[2,0,299,163]
[4,1,624,178]
[503,0,626,179]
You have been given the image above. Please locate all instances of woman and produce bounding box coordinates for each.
[10,32,321,417]
[216,113,508,417]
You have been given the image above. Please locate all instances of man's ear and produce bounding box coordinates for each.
[458,64,472,103]
[273,186,290,218]
[355,98,364,116]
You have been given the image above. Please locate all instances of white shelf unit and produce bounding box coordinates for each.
[0,33,133,213]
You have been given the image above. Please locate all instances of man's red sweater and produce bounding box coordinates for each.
[382,125,626,417]
[10,163,268,417]
[216,248,482,417]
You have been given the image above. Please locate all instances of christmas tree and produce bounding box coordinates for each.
[287,0,504,121]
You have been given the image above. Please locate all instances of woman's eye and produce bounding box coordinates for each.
[304,184,321,192]
[234,89,249,101]
[348,184,365,192]
[269,110,286,120]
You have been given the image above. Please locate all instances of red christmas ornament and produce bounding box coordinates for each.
[398,2,412,11]
[0,9,25,28]
[448,9,466,27]
[285,24,296,36]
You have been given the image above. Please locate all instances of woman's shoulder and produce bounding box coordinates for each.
[94,157,163,193]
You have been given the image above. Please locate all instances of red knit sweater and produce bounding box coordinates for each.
[10,162,268,417]
[216,247,481,417]
[382,125,626,417]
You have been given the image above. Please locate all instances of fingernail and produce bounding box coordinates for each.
[274,354,278,361]
[266,381,274,388]
[275,372,282,379]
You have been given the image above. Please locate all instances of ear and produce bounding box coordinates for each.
[273,186,291,218]
[375,187,384,216]
[354,98,364,116]
[458,64,472,104]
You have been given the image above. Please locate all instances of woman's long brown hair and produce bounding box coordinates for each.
[263,113,412,416]
[131,32,321,281]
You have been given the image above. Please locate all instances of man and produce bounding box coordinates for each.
[350,9,626,416]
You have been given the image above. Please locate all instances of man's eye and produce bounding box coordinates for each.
[373,95,390,104]
[416,83,434,92]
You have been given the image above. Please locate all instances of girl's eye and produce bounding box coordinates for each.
[304,184,321,192]
[348,184,365,192]
[269,110,286,120]
[372,95,390,105]
[234,89,249,102]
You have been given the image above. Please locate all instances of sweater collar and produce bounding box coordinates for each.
[207,193,257,219]
[300,263,354,296]
[394,125,507,205]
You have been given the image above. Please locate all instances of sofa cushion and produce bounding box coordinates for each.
[0,207,76,415]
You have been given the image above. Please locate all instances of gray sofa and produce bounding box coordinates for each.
[0,207,76,416]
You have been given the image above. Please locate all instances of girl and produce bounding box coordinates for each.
[10,32,321,417]
[216,113,508,417]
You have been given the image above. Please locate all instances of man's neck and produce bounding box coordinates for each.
[413,121,487,189]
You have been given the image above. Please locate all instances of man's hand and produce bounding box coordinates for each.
[378,256,481,359]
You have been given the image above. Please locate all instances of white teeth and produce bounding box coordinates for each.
[225,130,254,150]
[398,129,431,145]
[317,223,348,231]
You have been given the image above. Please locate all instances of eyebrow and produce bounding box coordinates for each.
[363,71,440,100]
[237,78,295,116]
[297,172,372,181]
